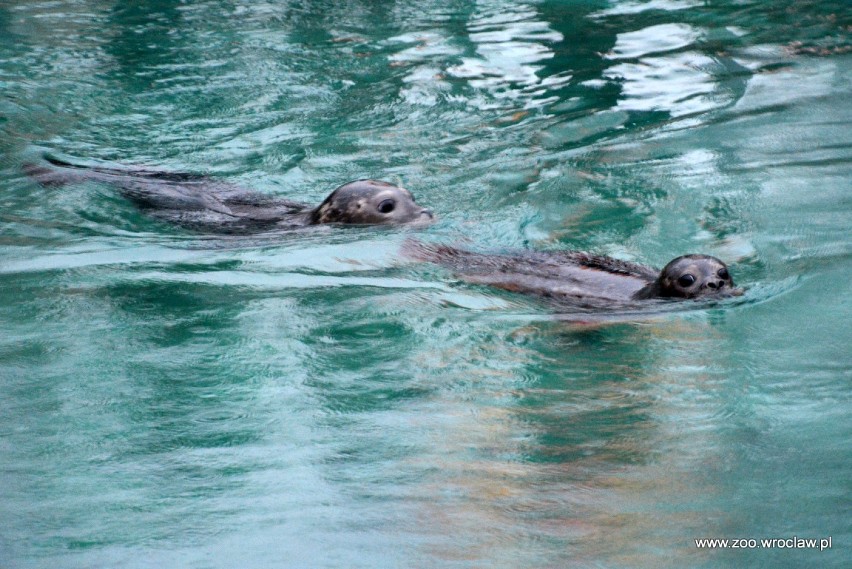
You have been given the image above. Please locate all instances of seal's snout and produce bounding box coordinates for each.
[420,208,434,219]
[707,280,726,290]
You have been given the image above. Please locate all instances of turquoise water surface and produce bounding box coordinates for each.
[1,1,850,568]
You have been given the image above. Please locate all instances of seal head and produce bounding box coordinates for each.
[310,180,434,226]
[636,254,737,299]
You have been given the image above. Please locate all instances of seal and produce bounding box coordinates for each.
[24,156,434,233]
[406,242,740,310]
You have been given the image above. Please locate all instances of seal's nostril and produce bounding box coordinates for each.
[420,209,434,219]
[708,281,718,289]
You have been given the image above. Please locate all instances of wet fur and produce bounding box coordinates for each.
[24,156,430,234]
[406,242,736,310]
[24,156,312,234]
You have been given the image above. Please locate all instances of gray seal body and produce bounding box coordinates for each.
[407,243,739,310]
[24,156,434,234]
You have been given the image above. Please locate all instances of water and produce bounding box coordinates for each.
[1,1,849,567]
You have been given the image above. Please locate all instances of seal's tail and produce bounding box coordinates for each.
[23,156,93,188]
[401,238,450,263]
[402,239,499,273]
[23,161,80,187]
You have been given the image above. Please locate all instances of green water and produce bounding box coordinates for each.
[1,1,850,567]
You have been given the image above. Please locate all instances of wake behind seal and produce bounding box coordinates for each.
[24,155,434,234]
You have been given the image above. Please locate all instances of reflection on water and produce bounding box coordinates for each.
[448,1,565,109]
[1,1,850,568]
[603,22,743,117]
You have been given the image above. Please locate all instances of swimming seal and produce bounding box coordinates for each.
[24,156,434,233]
[407,242,740,310]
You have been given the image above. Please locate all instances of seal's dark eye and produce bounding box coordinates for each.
[677,274,696,287]
[717,268,729,280]
[377,199,395,214]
